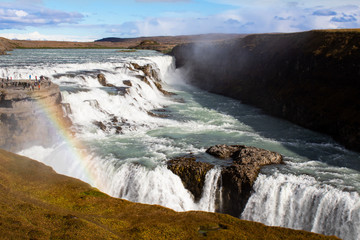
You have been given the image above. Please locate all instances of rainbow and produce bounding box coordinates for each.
[29,87,102,188]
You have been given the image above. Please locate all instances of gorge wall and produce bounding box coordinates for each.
[0,83,70,152]
[171,30,360,152]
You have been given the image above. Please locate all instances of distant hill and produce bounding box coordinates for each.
[0,34,246,54]
[95,37,139,42]
[95,34,246,44]
[95,34,246,53]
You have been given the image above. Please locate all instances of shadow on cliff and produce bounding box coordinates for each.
[175,83,360,172]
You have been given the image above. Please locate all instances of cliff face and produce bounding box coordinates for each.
[0,37,14,55]
[0,148,339,239]
[171,30,360,152]
[0,84,70,152]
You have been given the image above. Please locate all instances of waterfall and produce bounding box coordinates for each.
[97,162,222,212]
[5,49,359,240]
[241,173,360,240]
[197,167,222,212]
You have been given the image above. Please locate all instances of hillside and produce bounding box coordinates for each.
[0,34,245,54]
[0,148,339,239]
[0,37,15,54]
[171,29,360,152]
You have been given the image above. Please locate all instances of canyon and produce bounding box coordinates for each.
[171,30,360,152]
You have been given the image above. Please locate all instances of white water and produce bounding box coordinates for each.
[2,49,360,240]
[242,173,360,240]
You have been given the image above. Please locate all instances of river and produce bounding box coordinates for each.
[1,49,359,240]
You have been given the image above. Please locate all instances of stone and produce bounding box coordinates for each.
[167,155,214,201]
[97,73,107,86]
[131,63,160,81]
[115,126,122,134]
[123,80,132,87]
[206,144,241,158]
[93,121,107,131]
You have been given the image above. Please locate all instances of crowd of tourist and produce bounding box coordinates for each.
[0,75,51,91]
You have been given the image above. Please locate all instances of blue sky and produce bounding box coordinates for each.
[0,0,359,41]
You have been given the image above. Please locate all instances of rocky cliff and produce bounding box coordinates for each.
[0,83,70,152]
[171,30,360,152]
[0,148,339,239]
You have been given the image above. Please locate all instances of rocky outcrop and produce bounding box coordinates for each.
[171,30,360,152]
[131,63,160,81]
[123,80,132,86]
[167,155,213,201]
[97,73,107,86]
[97,73,115,87]
[167,144,283,217]
[207,145,283,216]
[0,84,71,152]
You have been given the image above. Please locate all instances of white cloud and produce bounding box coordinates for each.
[105,1,360,37]
[15,10,28,17]
[0,31,95,42]
[0,3,84,30]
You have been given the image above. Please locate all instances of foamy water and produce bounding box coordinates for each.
[1,49,359,240]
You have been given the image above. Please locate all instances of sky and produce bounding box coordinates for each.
[0,0,359,41]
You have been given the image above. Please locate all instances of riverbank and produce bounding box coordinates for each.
[0,148,339,239]
[171,29,360,152]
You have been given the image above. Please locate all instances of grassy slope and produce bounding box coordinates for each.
[0,149,339,240]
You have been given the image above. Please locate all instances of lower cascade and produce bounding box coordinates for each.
[1,49,359,240]
[241,173,360,240]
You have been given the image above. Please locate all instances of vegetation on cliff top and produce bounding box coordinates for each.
[0,149,339,239]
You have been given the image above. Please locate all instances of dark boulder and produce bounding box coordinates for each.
[206,144,283,166]
[167,155,214,201]
[97,73,107,86]
[205,144,240,158]
[93,121,107,131]
[123,80,132,87]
